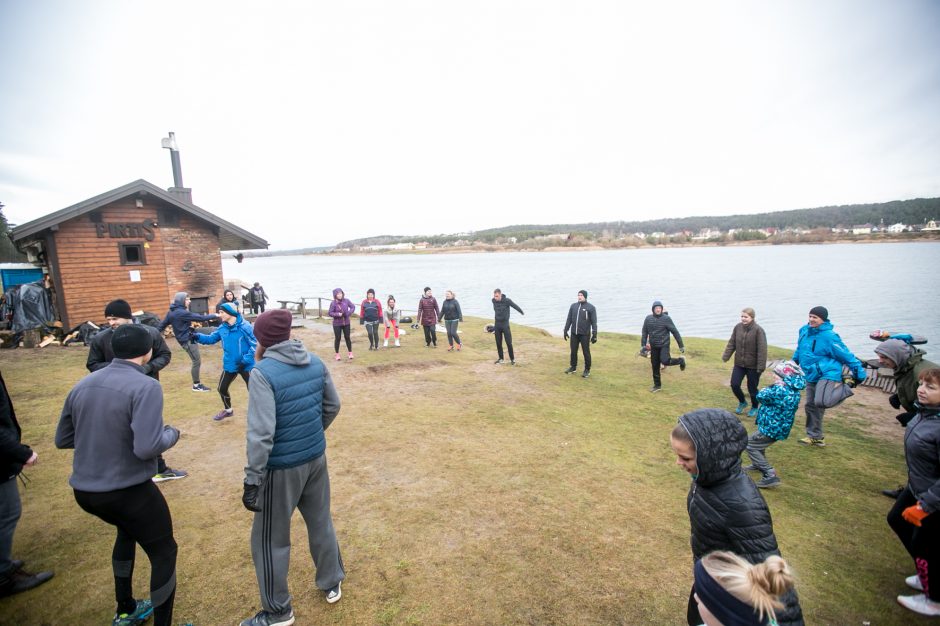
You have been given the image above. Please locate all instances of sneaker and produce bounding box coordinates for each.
[456,343,461,351]
[756,474,781,489]
[581,370,590,378]
[348,352,354,360]
[447,346,454,352]
[510,360,515,365]
[153,468,188,482]
[907,575,925,591]
[383,340,388,347]
[747,407,758,418]
[564,367,577,374]
[112,599,154,626]
[883,486,905,499]
[679,357,687,371]
[326,581,342,604]
[192,383,211,392]
[898,593,940,616]
[0,567,54,598]
[494,359,504,364]
[742,464,758,472]
[735,402,748,415]
[334,353,341,361]
[650,385,662,393]
[214,408,234,421]
[394,339,400,347]
[239,608,295,626]
[798,437,826,447]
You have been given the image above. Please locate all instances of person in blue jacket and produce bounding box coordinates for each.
[193,303,257,421]
[791,306,866,447]
[158,292,219,392]
[744,361,806,489]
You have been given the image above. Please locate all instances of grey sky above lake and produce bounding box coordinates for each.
[1,1,939,250]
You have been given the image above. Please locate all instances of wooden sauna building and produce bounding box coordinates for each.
[10,179,268,329]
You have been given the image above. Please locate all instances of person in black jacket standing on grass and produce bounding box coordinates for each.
[563,289,597,378]
[492,289,524,365]
[641,300,686,392]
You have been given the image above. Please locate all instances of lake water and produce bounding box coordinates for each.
[223,242,939,352]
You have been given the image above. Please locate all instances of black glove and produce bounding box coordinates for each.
[242,483,262,512]
[897,412,916,427]
[189,334,198,344]
[889,394,902,410]
[591,333,597,344]
[563,332,569,341]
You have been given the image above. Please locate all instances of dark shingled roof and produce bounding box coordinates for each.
[11,179,268,251]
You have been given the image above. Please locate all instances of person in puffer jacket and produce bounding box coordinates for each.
[670,408,804,626]
[744,361,806,489]
[641,300,685,392]
[888,368,940,617]
[193,303,257,421]
[417,287,440,348]
[792,306,866,447]
[328,288,355,361]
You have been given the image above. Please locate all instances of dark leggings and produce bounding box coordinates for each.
[364,322,380,348]
[888,487,940,601]
[74,481,177,626]
[218,369,250,410]
[423,324,437,346]
[495,324,514,361]
[730,365,762,407]
[444,320,461,346]
[333,325,352,353]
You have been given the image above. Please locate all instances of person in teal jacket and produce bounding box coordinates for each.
[193,303,256,421]
[791,306,866,446]
[744,361,806,489]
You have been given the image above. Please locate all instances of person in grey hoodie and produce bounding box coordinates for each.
[55,324,183,626]
[157,291,219,392]
[240,309,345,626]
[641,300,686,392]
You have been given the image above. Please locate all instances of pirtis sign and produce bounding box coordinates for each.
[95,222,156,241]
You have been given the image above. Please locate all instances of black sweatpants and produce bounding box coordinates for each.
[569,334,591,370]
[218,369,250,410]
[74,481,178,626]
[333,325,352,353]
[422,324,437,347]
[730,365,762,408]
[364,321,381,348]
[888,487,940,601]
[495,323,514,361]
[650,344,680,386]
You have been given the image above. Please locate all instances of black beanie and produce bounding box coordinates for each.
[809,306,829,321]
[111,324,153,359]
[579,289,588,299]
[104,299,133,319]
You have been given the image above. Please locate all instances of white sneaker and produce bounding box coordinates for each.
[383,339,388,347]
[898,593,940,616]
[907,574,925,591]
[394,339,400,347]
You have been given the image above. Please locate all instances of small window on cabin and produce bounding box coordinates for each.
[119,243,146,266]
[158,208,180,227]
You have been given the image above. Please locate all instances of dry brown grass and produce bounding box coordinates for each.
[0,318,920,624]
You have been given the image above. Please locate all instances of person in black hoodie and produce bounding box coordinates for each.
[641,300,686,392]
[563,289,597,378]
[0,371,53,598]
[670,408,804,626]
[492,289,524,365]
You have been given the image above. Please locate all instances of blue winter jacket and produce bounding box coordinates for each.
[158,293,218,344]
[755,372,806,441]
[792,321,866,384]
[193,313,256,373]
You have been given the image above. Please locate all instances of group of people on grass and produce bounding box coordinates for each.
[3,288,940,624]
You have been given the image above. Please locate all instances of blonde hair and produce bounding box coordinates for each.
[700,551,794,622]
[741,307,756,320]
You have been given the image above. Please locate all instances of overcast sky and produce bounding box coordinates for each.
[1,1,939,250]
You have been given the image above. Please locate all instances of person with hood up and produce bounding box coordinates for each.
[743,361,806,489]
[417,287,440,348]
[721,308,768,417]
[563,289,597,378]
[193,302,257,421]
[641,300,686,392]
[240,309,345,626]
[492,288,524,365]
[328,288,355,361]
[875,339,939,499]
[888,368,940,617]
[791,306,866,447]
[158,292,219,392]
[438,290,463,352]
[670,408,804,626]
[359,289,384,351]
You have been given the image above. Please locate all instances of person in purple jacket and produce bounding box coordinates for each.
[328,288,356,361]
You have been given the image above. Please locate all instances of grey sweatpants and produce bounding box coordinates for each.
[745,432,777,475]
[179,341,201,384]
[804,382,826,439]
[251,454,345,614]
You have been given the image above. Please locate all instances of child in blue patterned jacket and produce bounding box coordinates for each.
[744,361,806,489]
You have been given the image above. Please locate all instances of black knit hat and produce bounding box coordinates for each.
[111,324,153,359]
[104,299,133,319]
[809,306,829,321]
[579,290,588,299]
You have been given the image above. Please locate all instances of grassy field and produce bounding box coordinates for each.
[0,317,926,625]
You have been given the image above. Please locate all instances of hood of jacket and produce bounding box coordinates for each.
[677,408,747,487]
[332,288,345,300]
[805,320,833,335]
[782,371,807,391]
[262,338,311,366]
[171,291,188,309]
[875,340,918,372]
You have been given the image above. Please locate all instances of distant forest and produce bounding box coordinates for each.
[337,197,940,248]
